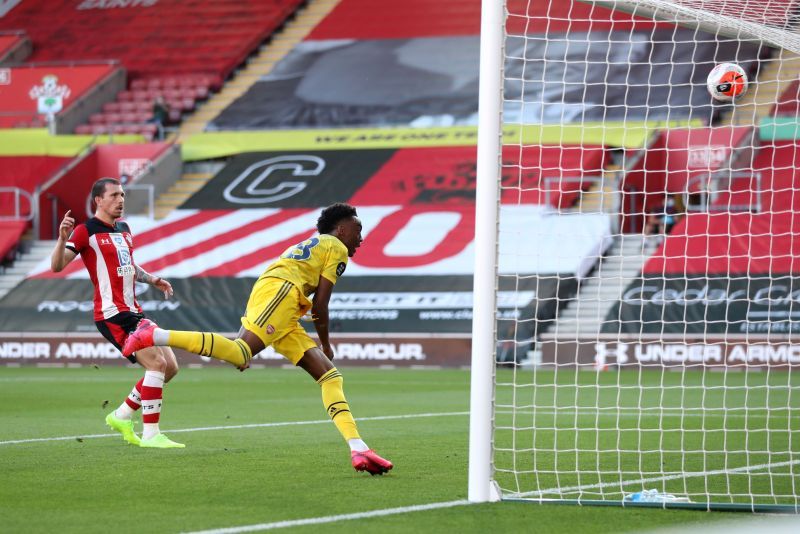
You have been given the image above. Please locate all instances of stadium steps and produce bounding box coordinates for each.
[723,49,800,126]
[154,172,213,219]
[578,164,621,214]
[177,0,342,139]
[546,234,658,338]
[0,240,55,300]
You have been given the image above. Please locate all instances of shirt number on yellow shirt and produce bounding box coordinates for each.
[282,237,319,261]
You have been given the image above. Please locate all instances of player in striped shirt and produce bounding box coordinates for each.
[50,178,183,449]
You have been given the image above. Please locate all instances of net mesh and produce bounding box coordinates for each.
[492,0,800,507]
[583,0,800,53]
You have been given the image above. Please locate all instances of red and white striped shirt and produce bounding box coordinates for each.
[66,217,142,321]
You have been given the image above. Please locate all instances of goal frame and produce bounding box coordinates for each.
[468,0,504,504]
[468,0,800,513]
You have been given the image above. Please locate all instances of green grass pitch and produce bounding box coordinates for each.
[0,366,794,533]
[494,367,800,505]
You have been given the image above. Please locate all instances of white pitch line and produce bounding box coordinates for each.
[2,406,795,445]
[512,458,800,498]
[0,411,470,446]
[183,500,473,534]
[182,459,800,533]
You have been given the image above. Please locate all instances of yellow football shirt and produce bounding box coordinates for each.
[261,234,349,298]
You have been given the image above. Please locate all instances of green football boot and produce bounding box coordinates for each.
[139,433,185,449]
[105,412,141,446]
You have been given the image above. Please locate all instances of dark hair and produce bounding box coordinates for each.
[91,178,121,202]
[317,203,357,234]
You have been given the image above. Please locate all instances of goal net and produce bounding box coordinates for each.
[470,0,800,511]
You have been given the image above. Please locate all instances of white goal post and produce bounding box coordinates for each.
[470,0,800,512]
[468,0,504,504]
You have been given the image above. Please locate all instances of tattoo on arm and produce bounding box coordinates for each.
[135,265,159,285]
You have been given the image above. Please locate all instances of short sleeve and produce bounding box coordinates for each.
[320,239,349,284]
[66,224,88,254]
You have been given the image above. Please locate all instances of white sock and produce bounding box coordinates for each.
[114,381,142,420]
[141,370,165,440]
[348,438,369,452]
[115,402,135,420]
[152,328,169,345]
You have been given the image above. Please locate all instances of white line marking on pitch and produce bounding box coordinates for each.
[2,406,794,445]
[182,459,800,533]
[512,458,800,498]
[183,500,473,534]
[0,411,470,446]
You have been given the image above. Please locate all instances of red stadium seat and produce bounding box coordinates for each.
[181,97,196,111]
[161,88,182,100]
[177,76,198,88]
[193,86,209,100]
[23,2,279,135]
[102,102,121,114]
[104,112,123,124]
[88,113,106,125]
[119,112,139,124]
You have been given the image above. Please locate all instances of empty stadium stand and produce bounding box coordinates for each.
[0,219,27,267]
[772,79,800,116]
[0,1,302,79]
[35,142,179,239]
[0,0,305,134]
[0,29,31,64]
[0,155,73,216]
[646,140,800,276]
[305,0,663,42]
[620,126,753,232]
[0,152,79,276]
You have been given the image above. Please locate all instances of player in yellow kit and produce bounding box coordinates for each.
[123,203,393,475]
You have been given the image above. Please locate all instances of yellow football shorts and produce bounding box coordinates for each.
[240,277,317,365]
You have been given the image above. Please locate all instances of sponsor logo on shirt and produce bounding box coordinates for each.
[117,265,136,276]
